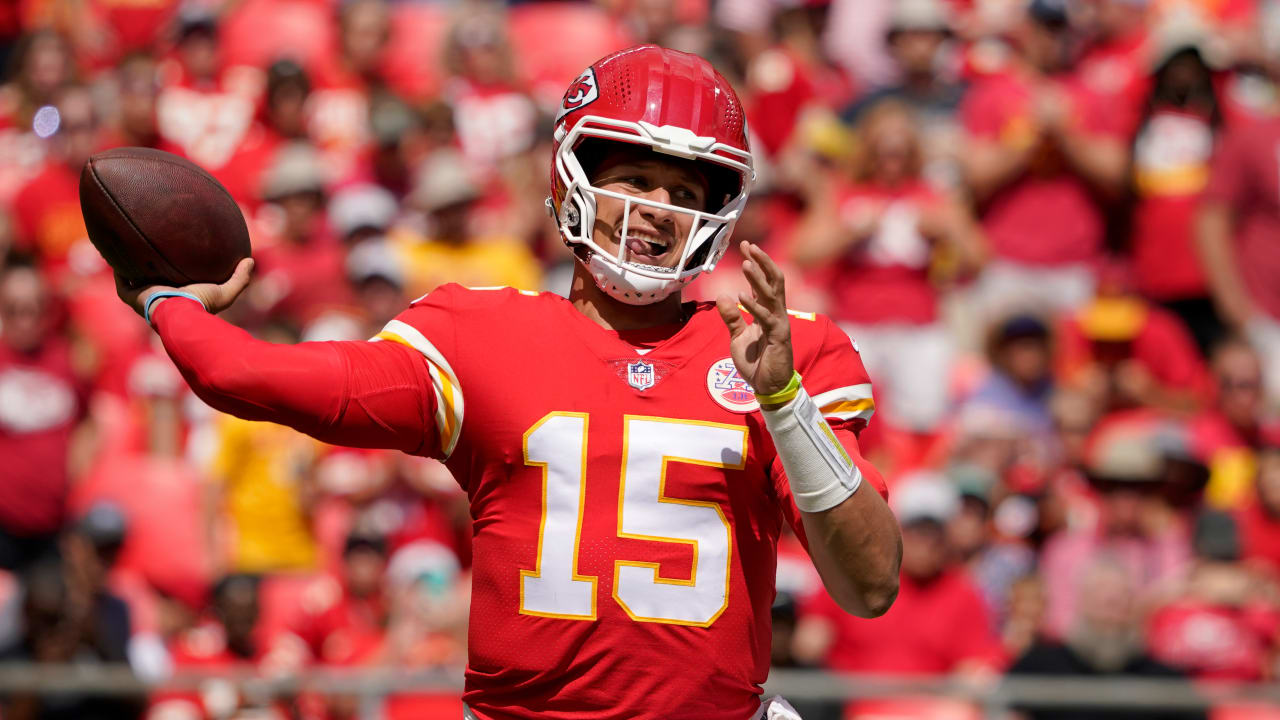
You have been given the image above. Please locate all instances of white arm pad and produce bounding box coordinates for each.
[760,384,862,513]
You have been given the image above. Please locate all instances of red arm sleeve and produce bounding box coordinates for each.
[152,298,440,456]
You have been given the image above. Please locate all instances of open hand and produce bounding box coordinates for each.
[715,242,795,397]
[115,257,255,319]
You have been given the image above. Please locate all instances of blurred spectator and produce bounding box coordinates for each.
[964,314,1056,439]
[276,530,390,668]
[1075,0,1152,137]
[155,7,256,170]
[218,58,312,207]
[794,473,1004,675]
[251,142,351,325]
[1147,510,1280,681]
[1039,415,1193,638]
[305,0,389,176]
[0,260,92,571]
[947,467,1037,631]
[11,85,100,281]
[1195,338,1271,508]
[390,148,541,297]
[153,574,278,720]
[442,8,537,172]
[0,504,142,720]
[1199,63,1280,408]
[1128,13,1226,356]
[841,0,966,185]
[792,100,983,439]
[0,30,76,204]
[1008,557,1205,720]
[206,395,321,573]
[1057,268,1211,414]
[106,53,175,153]
[962,0,1128,319]
[0,30,75,130]
[1236,437,1280,578]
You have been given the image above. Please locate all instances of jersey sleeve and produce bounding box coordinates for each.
[771,314,888,540]
[151,297,440,457]
[374,283,469,459]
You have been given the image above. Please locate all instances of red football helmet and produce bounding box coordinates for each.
[548,45,755,304]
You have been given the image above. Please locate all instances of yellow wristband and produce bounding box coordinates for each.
[754,370,802,406]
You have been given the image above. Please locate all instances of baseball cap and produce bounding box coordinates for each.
[1027,0,1069,27]
[330,184,398,239]
[261,142,327,201]
[75,502,128,549]
[1077,296,1148,343]
[410,149,481,212]
[888,0,952,35]
[345,239,404,288]
[176,3,218,40]
[891,471,960,526]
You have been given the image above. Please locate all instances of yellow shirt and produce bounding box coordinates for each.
[209,415,318,572]
[389,230,542,299]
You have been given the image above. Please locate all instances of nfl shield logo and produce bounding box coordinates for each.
[627,360,655,391]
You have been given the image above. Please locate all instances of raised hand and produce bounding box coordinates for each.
[715,242,795,398]
[116,257,255,319]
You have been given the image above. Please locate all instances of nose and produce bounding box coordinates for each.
[635,186,677,227]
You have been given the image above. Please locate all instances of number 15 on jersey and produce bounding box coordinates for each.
[520,413,748,627]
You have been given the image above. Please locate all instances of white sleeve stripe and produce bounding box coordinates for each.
[377,319,465,457]
[811,383,873,407]
[812,383,875,422]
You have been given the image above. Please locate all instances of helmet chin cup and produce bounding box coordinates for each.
[586,251,688,305]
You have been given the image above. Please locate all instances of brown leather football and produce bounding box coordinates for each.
[79,147,251,287]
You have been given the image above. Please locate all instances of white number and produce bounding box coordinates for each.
[518,413,747,626]
[520,413,597,619]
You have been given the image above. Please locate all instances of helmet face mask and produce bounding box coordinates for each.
[547,46,755,305]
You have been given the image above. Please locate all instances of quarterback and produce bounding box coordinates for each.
[117,46,902,719]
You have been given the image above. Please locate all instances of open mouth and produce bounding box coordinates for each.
[623,231,674,267]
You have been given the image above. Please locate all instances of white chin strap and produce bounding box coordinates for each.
[584,251,692,305]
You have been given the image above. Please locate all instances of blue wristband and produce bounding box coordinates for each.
[144,290,206,325]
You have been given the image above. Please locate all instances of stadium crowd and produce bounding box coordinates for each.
[3,0,1280,717]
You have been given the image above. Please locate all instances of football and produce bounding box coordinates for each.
[79,147,251,288]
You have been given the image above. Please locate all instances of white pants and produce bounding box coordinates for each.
[975,259,1096,321]
[840,321,953,432]
[463,696,801,719]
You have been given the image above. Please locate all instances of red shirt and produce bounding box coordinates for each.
[11,160,92,278]
[283,575,387,665]
[1147,598,1280,681]
[1236,500,1280,576]
[1130,108,1214,300]
[0,338,87,535]
[1203,116,1280,321]
[1058,301,1212,399]
[803,567,1004,674]
[155,60,259,171]
[962,72,1123,266]
[827,180,941,325]
[252,235,352,325]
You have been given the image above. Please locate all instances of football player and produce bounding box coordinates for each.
[116,46,902,720]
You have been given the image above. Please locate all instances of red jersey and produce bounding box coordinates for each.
[1203,116,1280,322]
[0,337,88,535]
[375,285,882,719]
[1130,108,1214,300]
[961,71,1125,266]
[801,567,1004,675]
[826,181,941,326]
